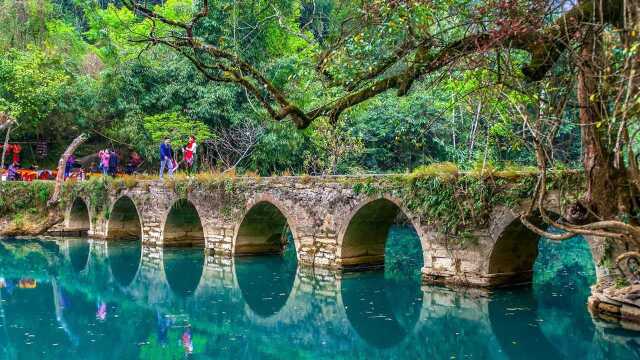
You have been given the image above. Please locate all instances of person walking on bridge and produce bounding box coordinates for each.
[108,150,118,177]
[99,150,110,176]
[182,135,197,176]
[159,138,174,179]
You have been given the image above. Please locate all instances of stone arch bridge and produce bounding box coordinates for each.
[58,175,626,288]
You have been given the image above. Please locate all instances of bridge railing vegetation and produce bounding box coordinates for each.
[0,164,583,241]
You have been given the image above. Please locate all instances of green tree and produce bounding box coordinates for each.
[142,112,213,159]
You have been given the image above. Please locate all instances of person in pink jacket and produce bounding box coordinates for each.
[98,150,110,176]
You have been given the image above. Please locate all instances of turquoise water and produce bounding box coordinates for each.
[0,228,638,359]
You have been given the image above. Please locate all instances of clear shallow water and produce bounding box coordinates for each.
[0,228,638,359]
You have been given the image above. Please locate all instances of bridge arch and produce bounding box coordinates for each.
[159,198,206,298]
[232,195,299,257]
[487,214,543,286]
[337,196,427,270]
[161,198,205,247]
[106,195,143,240]
[486,208,598,287]
[65,197,92,235]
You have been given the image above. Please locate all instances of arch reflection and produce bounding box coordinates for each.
[489,289,562,359]
[107,240,142,287]
[163,247,204,298]
[341,272,422,349]
[68,239,90,273]
[235,255,296,318]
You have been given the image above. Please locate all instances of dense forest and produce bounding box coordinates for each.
[0,0,586,175]
[1,1,639,242]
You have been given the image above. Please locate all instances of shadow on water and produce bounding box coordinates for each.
[163,247,204,298]
[67,239,90,273]
[108,240,142,287]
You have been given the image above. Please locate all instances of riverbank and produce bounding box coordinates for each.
[0,181,61,236]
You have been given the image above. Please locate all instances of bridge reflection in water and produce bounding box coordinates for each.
[0,233,637,359]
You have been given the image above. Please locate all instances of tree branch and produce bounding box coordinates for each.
[121,0,625,129]
[48,133,89,208]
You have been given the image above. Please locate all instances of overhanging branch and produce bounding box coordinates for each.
[121,0,624,129]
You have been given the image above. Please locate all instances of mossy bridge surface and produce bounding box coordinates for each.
[3,172,632,288]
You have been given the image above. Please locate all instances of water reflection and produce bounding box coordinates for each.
[0,230,638,359]
[489,289,563,360]
[341,272,422,348]
[67,239,90,273]
[163,247,204,298]
[235,255,297,318]
[533,236,598,358]
[107,240,141,287]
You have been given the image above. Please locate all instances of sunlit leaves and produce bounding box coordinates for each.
[0,48,71,133]
[142,111,213,158]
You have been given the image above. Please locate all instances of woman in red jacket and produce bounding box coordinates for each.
[182,135,197,175]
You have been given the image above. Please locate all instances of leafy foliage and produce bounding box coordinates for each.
[141,112,213,159]
[0,0,588,173]
[0,181,53,216]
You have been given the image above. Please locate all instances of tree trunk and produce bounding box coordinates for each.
[47,133,88,207]
[0,124,12,170]
[577,32,626,219]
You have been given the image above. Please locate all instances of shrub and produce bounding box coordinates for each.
[411,162,459,179]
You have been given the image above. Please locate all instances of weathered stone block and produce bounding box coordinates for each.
[621,304,640,321]
[599,302,621,314]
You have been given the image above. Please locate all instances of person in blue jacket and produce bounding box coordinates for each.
[159,138,174,179]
